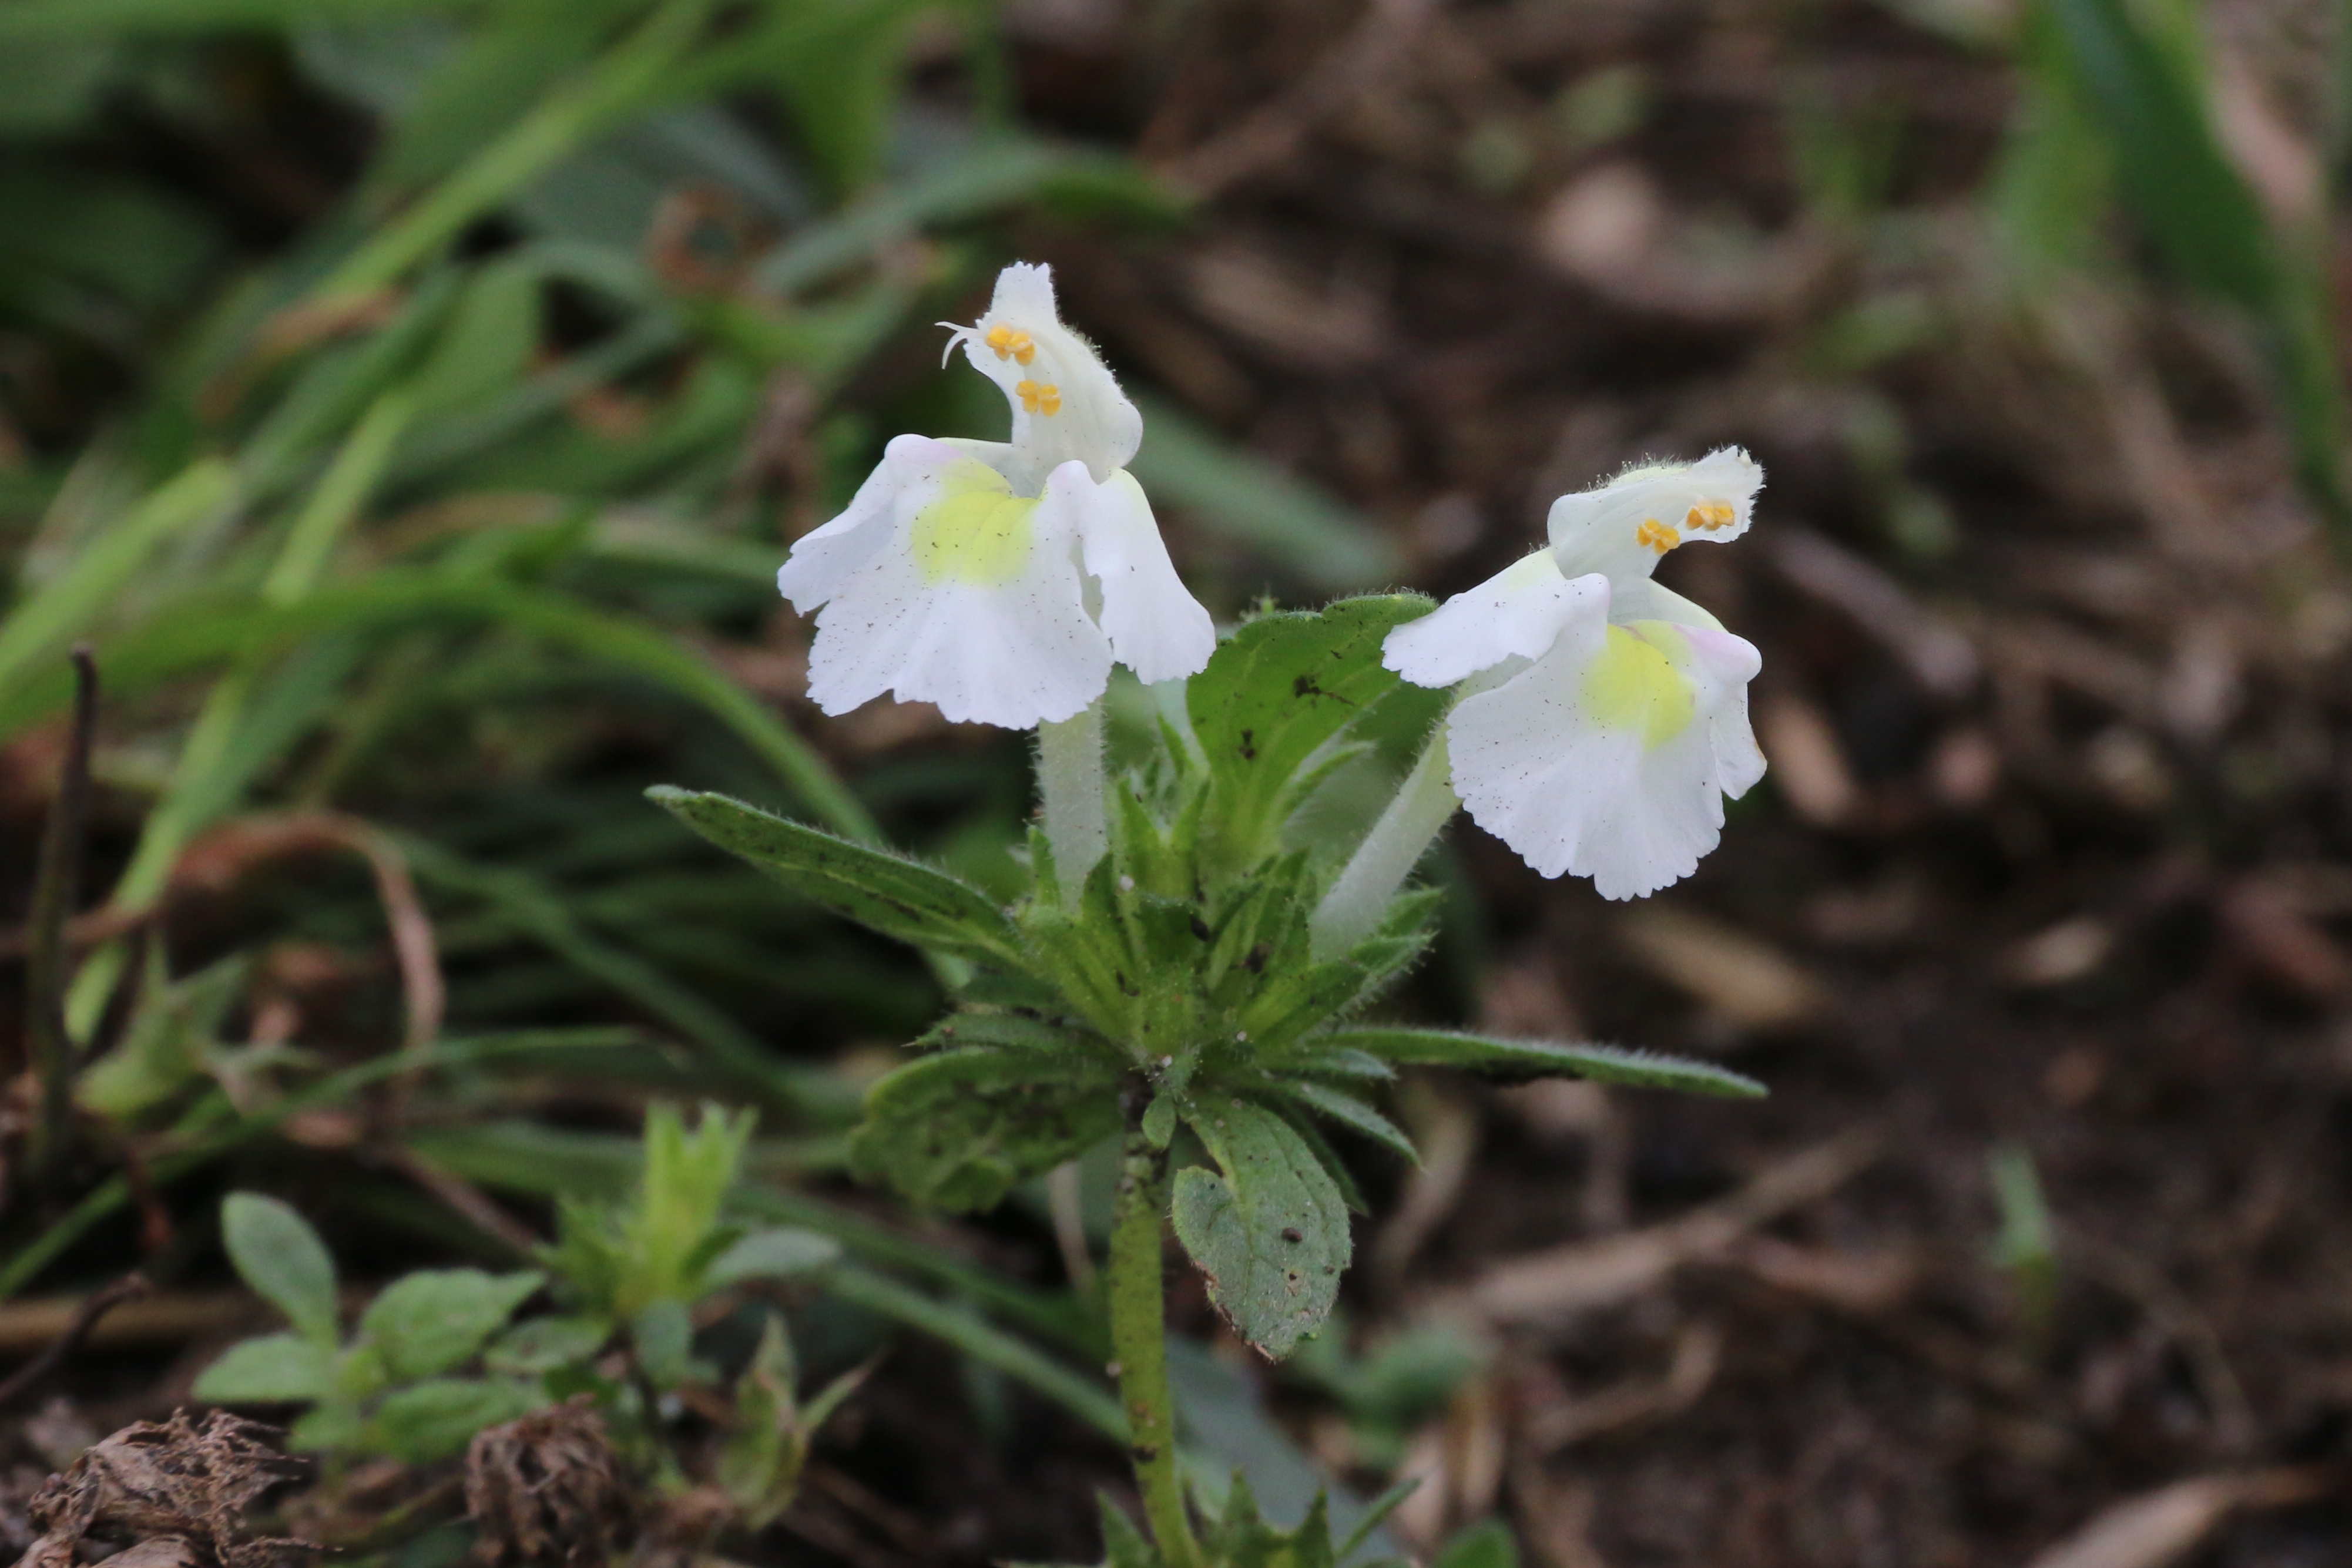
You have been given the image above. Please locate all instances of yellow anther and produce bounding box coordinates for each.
[1016,380,1062,416]
[985,324,1036,364]
[1684,500,1737,532]
[1636,518,1680,554]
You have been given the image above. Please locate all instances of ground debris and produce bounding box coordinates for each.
[464,1403,635,1568]
[8,1413,307,1568]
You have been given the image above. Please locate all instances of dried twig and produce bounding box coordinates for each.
[0,1290,251,1356]
[1447,1127,1883,1324]
[379,1146,545,1257]
[2024,1468,2331,1568]
[0,1273,152,1412]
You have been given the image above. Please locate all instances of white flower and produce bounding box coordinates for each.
[776,263,1214,728]
[1383,448,1767,899]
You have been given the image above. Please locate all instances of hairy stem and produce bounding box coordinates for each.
[1106,1131,1198,1568]
[1036,700,1108,894]
[1309,721,1457,958]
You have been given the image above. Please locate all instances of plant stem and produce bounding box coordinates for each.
[1036,699,1108,893]
[1308,720,1457,959]
[25,647,97,1191]
[1106,1130,1198,1568]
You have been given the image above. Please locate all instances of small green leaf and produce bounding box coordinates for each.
[367,1378,545,1465]
[706,1227,841,1286]
[1096,1493,1159,1568]
[1188,596,1434,882]
[1142,1090,1178,1151]
[650,787,1024,966]
[287,1402,365,1456]
[1325,1029,1766,1098]
[483,1315,610,1375]
[192,1333,337,1404]
[1279,1082,1418,1165]
[633,1299,694,1390]
[849,1049,1124,1213]
[1430,1519,1519,1568]
[717,1314,804,1526]
[1171,1100,1351,1358]
[222,1193,340,1347]
[358,1269,543,1382]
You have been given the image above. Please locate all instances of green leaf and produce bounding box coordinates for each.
[1170,1100,1351,1358]
[0,573,873,842]
[1189,596,1434,882]
[222,1193,340,1347]
[632,1298,694,1389]
[1096,1493,1159,1568]
[770,0,930,195]
[1324,1029,1765,1098]
[1278,1082,1418,1166]
[78,951,250,1120]
[848,1049,1123,1214]
[192,1333,338,1404]
[2031,0,2349,527]
[288,1401,365,1456]
[482,1315,610,1375]
[357,1269,544,1382]
[705,1227,841,1286]
[717,1313,806,1526]
[651,787,1022,966]
[367,1377,546,1465]
[404,258,541,415]
[1201,1475,1337,1568]
[0,459,236,714]
[618,1101,754,1310]
[1430,1520,1519,1568]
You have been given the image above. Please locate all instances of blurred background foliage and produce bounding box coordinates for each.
[4,0,2352,1560]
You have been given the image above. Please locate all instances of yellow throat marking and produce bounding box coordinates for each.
[910,460,1039,586]
[1583,620,1696,748]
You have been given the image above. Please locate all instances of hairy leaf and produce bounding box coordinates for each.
[850,1049,1123,1213]
[1279,1082,1418,1165]
[705,1227,841,1286]
[192,1333,337,1404]
[652,787,1022,966]
[482,1315,610,1376]
[222,1193,340,1347]
[1172,1100,1351,1358]
[357,1268,543,1382]
[1324,1029,1765,1099]
[368,1377,546,1465]
[1189,596,1434,882]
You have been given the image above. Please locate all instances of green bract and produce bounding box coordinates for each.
[657,595,1763,1361]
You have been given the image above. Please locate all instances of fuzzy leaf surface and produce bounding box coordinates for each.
[367,1376,545,1464]
[1279,1081,1418,1164]
[1324,1029,1764,1097]
[1172,1100,1351,1358]
[192,1333,337,1404]
[706,1227,841,1285]
[222,1193,340,1347]
[850,1048,1123,1213]
[651,787,1022,966]
[1189,595,1432,879]
[358,1268,543,1381]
